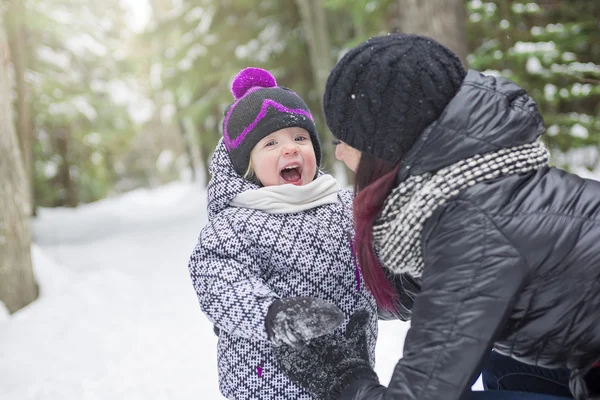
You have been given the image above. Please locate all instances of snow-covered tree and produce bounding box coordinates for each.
[467,0,600,170]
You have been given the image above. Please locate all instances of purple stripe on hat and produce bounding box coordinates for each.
[223,97,314,151]
[222,86,262,151]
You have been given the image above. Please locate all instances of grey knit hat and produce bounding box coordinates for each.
[222,67,321,176]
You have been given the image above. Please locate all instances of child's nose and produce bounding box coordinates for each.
[282,143,299,155]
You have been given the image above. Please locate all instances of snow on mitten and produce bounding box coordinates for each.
[265,297,345,347]
[274,309,379,400]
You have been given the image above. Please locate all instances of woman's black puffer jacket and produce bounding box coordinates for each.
[348,71,600,400]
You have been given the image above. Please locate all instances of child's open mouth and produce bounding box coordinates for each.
[280,164,303,185]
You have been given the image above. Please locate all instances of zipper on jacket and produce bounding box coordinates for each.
[348,232,361,292]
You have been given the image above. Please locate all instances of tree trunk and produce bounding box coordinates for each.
[294,0,338,172]
[177,117,197,182]
[199,138,211,186]
[294,0,332,96]
[0,11,38,313]
[55,127,78,207]
[174,99,203,183]
[5,0,35,214]
[396,0,469,67]
[196,120,213,186]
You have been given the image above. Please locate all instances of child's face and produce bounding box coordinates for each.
[249,127,317,186]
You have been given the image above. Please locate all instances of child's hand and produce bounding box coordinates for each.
[265,297,345,347]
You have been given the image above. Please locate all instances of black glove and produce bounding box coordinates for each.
[274,309,379,399]
[378,273,421,321]
[265,297,345,347]
[584,364,600,395]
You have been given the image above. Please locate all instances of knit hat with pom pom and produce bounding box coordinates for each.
[222,67,321,177]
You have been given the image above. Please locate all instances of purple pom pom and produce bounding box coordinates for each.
[231,67,277,100]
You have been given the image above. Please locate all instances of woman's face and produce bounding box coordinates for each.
[334,140,361,172]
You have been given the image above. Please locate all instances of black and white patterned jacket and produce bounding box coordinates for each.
[188,140,378,400]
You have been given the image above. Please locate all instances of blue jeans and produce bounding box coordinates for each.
[482,351,572,398]
[467,391,572,400]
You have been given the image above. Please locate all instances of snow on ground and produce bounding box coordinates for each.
[0,181,479,399]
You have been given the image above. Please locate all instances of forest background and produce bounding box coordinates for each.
[1,0,599,312]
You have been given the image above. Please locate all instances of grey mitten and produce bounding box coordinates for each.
[274,309,379,399]
[265,297,345,347]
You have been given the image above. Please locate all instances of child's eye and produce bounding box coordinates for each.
[295,136,308,142]
[265,140,276,147]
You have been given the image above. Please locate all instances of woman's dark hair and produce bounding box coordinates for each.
[353,152,401,312]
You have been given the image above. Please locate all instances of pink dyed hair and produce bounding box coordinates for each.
[353,152,401,312]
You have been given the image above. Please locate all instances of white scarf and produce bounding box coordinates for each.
[230,174,340,214]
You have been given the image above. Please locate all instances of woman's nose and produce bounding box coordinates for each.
[335,144,343,161]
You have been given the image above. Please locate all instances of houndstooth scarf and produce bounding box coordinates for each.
[372,140,549,278]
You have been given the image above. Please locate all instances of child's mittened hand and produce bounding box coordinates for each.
[274,309,379,399]
[265,297,345,347]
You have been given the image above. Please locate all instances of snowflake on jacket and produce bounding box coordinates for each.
[188,139,378,400]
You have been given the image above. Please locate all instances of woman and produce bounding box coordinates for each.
[274,33,600,400]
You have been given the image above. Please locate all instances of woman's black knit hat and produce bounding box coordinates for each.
[323,33,467,163]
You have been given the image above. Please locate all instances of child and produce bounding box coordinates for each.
[187,67,378,400]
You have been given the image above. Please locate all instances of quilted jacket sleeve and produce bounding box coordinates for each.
[343,200,529,400]
[378,274,421,321]
[188,215,279,341]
